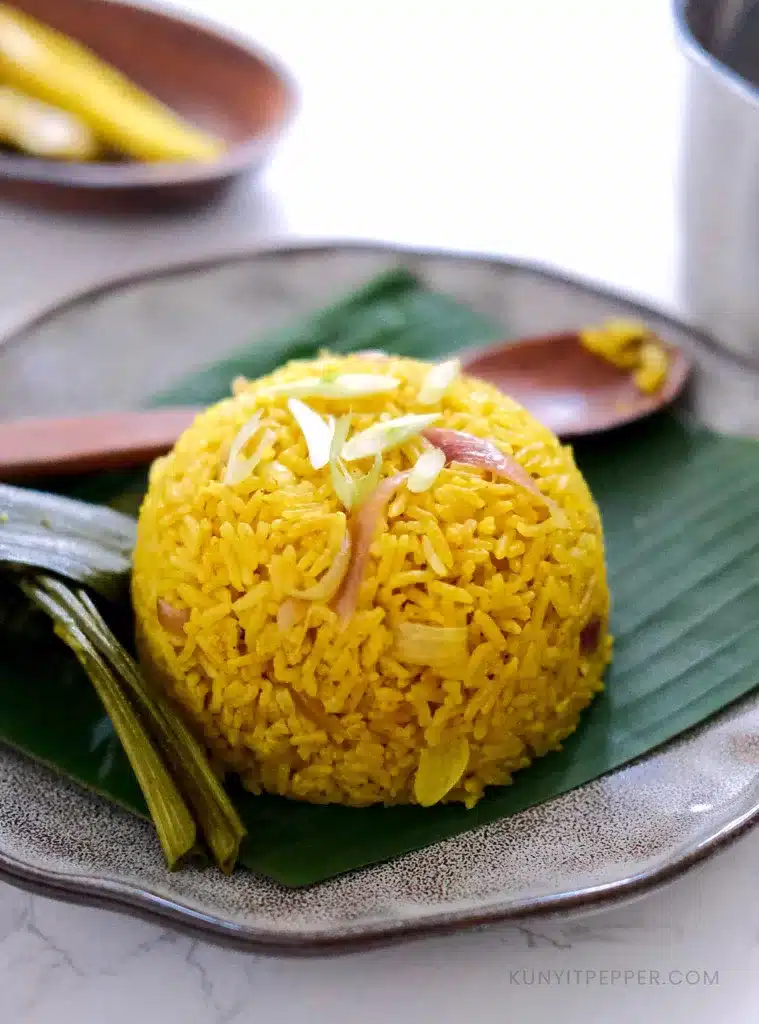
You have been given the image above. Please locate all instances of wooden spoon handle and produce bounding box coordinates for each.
[0,408,201,480]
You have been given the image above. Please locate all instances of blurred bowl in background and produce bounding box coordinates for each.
[0,0,297,211]
[676,0,759,363]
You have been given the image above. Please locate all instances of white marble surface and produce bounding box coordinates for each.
[2,0,758,1020]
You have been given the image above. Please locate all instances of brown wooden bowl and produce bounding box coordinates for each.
[0,0,297,211]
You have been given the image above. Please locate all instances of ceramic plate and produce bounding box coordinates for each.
[1,243,758,954]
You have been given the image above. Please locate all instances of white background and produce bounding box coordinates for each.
[3,2,757,1022]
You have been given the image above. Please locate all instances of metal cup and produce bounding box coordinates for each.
[676,0,759,361]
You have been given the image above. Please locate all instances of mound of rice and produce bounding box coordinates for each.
[132,354,611,808]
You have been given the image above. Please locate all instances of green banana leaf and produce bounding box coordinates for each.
[2,267,759,888]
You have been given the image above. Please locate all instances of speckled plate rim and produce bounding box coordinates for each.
[1,240,757,955]
[0,785,756,955]
[0,238,742,365]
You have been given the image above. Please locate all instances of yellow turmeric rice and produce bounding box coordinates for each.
[132,353,611,808]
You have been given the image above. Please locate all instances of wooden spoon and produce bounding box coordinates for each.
[461,331,691,439]
[0,333,691,480]
[0,407,200,480]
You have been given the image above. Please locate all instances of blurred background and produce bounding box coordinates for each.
[0,0,682,341]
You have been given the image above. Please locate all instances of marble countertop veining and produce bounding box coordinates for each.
[1,830,757,1023]
[1,1,758,1020]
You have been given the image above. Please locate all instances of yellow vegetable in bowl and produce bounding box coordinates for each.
[579,319,671,396]
[0,4,224,163]
[0,84,100,160]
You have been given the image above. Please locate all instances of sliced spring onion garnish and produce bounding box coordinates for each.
[407,447,446,493]
[330,459,357,509]
[224,411,266,486]
[341,413,440,463]
[330,450,383,511]
[394,622,468,667]
[267,373,401,400]
[328,416,383,510]
[414,736,470,807]
[418,358,461,405]
[289,521,352,601]
[248,428,275,474]
[352,453,383,509]
[288,398,334,470]
[330,415,351,462]
[329,416,357,509]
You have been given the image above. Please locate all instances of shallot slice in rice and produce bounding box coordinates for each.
[414,736,470,807]
[285,686,344,738]
[288,524,352,602]
[333,471,410,622]
[394,622,468,668]
[157,598,189,635]
[277,598,304,632]
[423,427,567,527]
[580,616,602,654]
